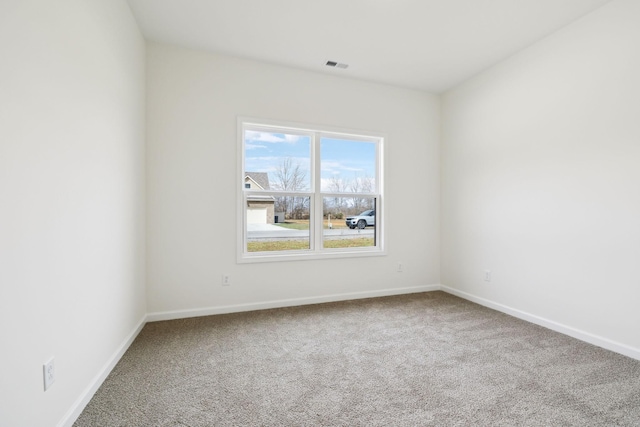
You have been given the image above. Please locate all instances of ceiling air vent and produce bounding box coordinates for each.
[326,60,348,69]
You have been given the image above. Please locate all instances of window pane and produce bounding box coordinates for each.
[246,196,310,252]
[322,197,376,249]
[321,137,376,193]
[244,130,311,191]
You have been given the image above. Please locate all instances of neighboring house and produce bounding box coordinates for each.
[245,172,275,224]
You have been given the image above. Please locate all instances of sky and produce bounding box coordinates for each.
[244,130,377,192]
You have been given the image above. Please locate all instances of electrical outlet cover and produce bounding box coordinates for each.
[43,357,55,391]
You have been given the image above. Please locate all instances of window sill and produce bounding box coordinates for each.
[237,247,387,264]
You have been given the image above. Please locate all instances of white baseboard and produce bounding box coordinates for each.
[147,284,440,322]
[440,285,640,361]
[58,315,148,427]
[57,285,436,426]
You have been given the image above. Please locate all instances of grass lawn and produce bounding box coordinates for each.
[324,237,374,248]
[275,219,349,230]
[247,237,374,252]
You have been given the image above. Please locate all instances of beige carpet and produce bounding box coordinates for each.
[74,291,640,426]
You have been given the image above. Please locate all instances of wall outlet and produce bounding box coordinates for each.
[484,270,492,282]
[43,357,55,391]
[397,262,404,273]
[222,274,231,286]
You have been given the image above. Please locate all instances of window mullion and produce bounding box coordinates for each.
[312,131,323,252]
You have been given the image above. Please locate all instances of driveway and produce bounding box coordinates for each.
[247,223,288,232]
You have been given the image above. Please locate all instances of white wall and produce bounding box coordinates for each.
[146,44,440,317]
[7,0,639,422]
[441,0,640,355]
[0,1,146,426]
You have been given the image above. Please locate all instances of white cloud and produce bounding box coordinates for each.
[245,143,268,150]
[321,160,364,174]
[284,134,303,143]
[245,131,304,144]
[245,131,283,143]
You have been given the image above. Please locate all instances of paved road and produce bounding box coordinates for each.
[247,224,374,241]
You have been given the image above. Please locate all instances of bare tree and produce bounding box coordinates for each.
[271,158,308,219]
[326,176,347,216]
[360,175,374,193]
[328,175,347,193]
[349,175,375,214]
[272,158,307,192]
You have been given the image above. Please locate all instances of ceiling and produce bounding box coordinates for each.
[126,0,612,93]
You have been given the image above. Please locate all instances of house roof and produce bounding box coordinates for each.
[245,172,270,190]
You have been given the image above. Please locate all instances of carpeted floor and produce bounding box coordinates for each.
[74,291,640,426]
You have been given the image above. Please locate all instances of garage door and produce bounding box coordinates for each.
[247,207,267,224]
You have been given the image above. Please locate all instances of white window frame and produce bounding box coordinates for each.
[237,117,385,263]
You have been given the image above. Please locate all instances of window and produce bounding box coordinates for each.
[238,118,384,262]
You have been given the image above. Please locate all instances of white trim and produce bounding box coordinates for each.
[147,285,439,322]
[57,315,147,427]
[239,245,386,263]
[237,117,246,261]
[440,285,640,361]
[238,116,386,263]
[241,116,387,140]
